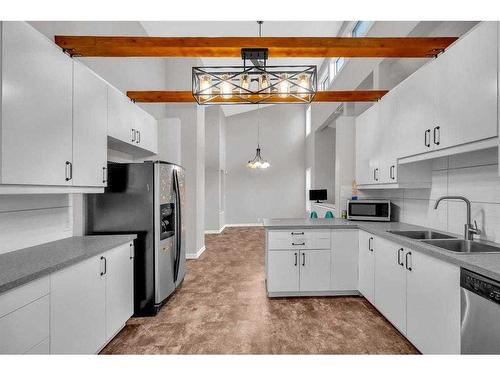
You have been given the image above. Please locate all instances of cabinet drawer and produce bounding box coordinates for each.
[0,295,49,354]
[268,230,331,250]
[0,276,49,318]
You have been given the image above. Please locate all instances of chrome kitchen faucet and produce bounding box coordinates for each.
[434,196,481,240]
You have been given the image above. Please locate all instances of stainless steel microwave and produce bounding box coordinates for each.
[347,200,391,221]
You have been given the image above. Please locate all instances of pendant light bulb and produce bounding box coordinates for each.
[199,75,212,100]
[259,74,270,97]
[240,73,250,94]
[278,73,290,98]
[296,73,310,98]
[220,74,232,99]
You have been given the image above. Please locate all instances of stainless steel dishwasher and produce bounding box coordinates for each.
[461,268,500,354]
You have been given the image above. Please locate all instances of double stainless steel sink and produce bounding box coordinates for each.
[387,230,500,254]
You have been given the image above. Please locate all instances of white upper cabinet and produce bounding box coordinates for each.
[395,61,436,159]
[107,87,158,156]
[377,90,398,183]
[355,104,379,185]
[1,21,73,186]
[435,21,498,148]
[72,61,108,187]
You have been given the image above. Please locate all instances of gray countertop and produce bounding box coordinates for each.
[263,218,500,282]
[0,235,137,294]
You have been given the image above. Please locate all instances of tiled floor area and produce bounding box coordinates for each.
[101,227,418,354]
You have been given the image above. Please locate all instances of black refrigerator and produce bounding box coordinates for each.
[87,161,186,316]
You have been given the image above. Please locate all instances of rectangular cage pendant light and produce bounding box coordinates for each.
[192,61,317,105]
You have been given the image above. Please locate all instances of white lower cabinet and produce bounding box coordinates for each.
[50,242,134,354]
[299,249,331,292]
[267,250,300,293]
[362,234,461,354]
[331,230,358,291]
[374,238,407,334]
[105,243,134,340]
[358,230,375,304]
[406,250,460,354]
[50,255,106,354]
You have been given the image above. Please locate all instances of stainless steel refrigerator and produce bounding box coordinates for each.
[86,161,186,316]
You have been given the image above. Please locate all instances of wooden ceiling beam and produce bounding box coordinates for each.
[55,36,457,58]
[126,90,389,103]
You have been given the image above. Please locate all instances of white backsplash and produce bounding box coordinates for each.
[360,148,500,243]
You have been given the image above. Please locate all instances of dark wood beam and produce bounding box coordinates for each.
[126,90,389,103]
[55,36,457,58]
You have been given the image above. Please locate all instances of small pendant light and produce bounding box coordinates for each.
[247,105,270,169]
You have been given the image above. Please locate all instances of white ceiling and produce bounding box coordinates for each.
[140,21,343,116]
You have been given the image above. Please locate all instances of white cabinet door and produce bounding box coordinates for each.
[1,21,73,185]
[299,249,331,292]
[72,61,108,187]
[395,61,436,159]
[355,105,378,185]
[108,86,135,144]
[374,238,407,334]
[406,250,460,354]
[377,90,398,183]
[267,250,300,293]
[435,22,498,149]
[137,110,158,154]
[105,243,134,341]
[331,230,359,291]
[358,231,375,304]
[50,255,106,354]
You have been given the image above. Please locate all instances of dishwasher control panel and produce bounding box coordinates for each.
[461,268,500,304]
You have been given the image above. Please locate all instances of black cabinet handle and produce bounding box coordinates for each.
[390,165,395,180]
[129,243,134,260]
[131,128,136,142]
[292,242,305,246]
[102,166,107,184]
[291,232,304,235]
[294,252,298,266]
[424,129,431,147]
[65,161,73,181]
[433,126,440,145]
[368,237,373,252]
[373,168,379,182]
[100,256,107,276]
[302,253,306,266]
[397,248,404,266]
[136,130,141,144]
[405,252,412,271]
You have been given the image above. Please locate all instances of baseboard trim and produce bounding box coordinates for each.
[224,223,263,227]
[267,290,360,298]
[186,246,206,260]
[205,225,227,234]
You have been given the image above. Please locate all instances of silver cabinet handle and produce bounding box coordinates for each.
[131,128,136,142]
[136,130,141,144]
[397,248,404,266]
[424,129,431,147]
[294,252,298,266]
[102,166,107,184]
[368,237,374,252]
[433,126,440,145]
[100,256,107,276]
[405,252,412,271]
[65,161,73,181]
[302,252,306,266]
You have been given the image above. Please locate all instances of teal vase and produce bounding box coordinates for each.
[325,211,334,219]
[310,211,318,219]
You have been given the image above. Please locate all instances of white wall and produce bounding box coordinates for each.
[314,126,335,204]
[225,105,306,224]
[205,107,226,232]
[360,148,500,243]
[334,116,356,213]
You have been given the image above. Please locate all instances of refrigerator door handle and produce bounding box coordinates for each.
[173,169,182,283]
